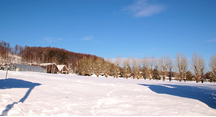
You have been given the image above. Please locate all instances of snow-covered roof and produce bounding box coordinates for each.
[10,63,46,73]
[27,63,38,65]
[39,63,56,66]
[57,65,68,71]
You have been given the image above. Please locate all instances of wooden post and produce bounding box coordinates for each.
[5,66,9,79]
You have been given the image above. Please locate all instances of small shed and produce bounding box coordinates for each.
[9,63,46,73]
[57,65,69,74]
[40,63,58,74]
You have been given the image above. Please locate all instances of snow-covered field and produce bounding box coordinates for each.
[0,70,216,116]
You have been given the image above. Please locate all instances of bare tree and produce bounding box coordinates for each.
[153,58,161,80]
[78,56,95,76]
[0,41,11,64]
[132,58,142,79]
[148,55,155,80]
[122,58,131,79]
[191,52,205,83]
[166,55,173,81]
[175,53,188,82]
[78,56,88,76]
[102,60,111,78]
[113,59,120,78]
[209,54,216,82]
[105,58,114,77]
[142,57,150,79]
[87,56,94,76]
[94,57,103,77]
[160,55,172,81]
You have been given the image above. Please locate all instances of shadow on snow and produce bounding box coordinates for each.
[0,78,41,116]
[138,84,216,109]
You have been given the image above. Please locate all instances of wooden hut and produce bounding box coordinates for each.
[39,63,58,74]
[57,65,69,74]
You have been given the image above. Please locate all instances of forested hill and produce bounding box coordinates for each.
[20,46,102,65]
[0,40,104,73]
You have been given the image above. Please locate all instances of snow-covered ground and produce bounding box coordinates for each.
[0,70,216,116]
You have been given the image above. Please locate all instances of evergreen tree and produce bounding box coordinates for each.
[205,71,215,83]
[142,57,149,79]
[186,71,193,81]
[153,68,160,80]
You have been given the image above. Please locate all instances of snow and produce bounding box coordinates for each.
[0,70,216,116]
[39,63,56,66]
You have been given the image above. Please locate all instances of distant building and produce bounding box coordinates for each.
[9,63,46,73]
[39,63,58,74]
[39,63,69,74]
[57,65,69,74]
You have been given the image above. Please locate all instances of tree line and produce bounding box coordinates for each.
[78,53,216,83]
[1,40,216,83]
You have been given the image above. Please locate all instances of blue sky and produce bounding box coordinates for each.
[1,0,216,64]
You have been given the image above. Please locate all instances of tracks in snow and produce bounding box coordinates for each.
[91,89,118,116]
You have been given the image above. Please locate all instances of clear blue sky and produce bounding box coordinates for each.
[1,0,216,63]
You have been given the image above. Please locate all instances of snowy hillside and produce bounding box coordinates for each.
[0,70,216,116]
